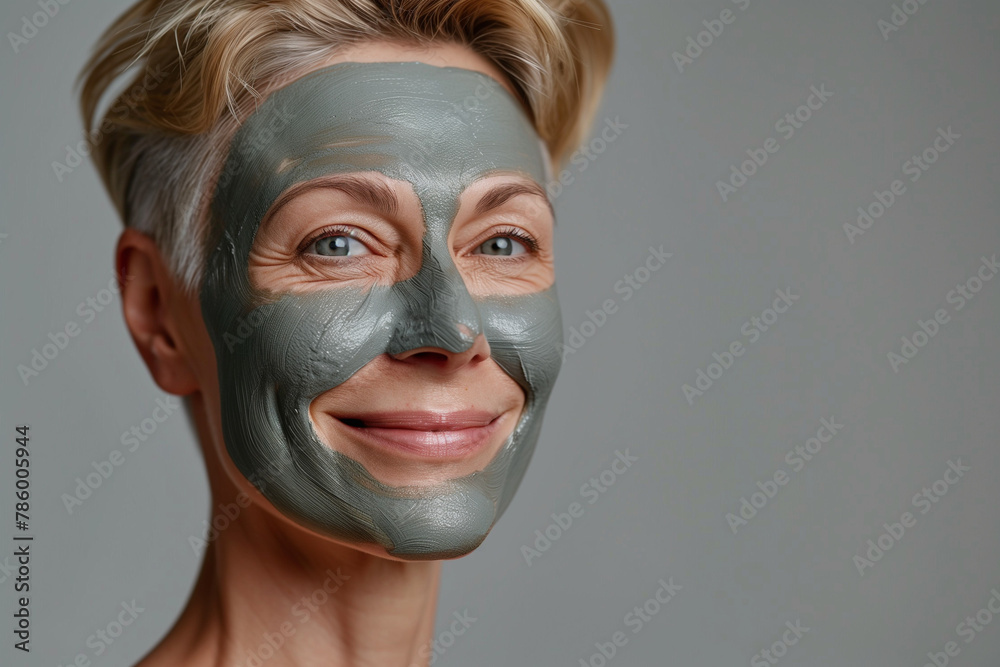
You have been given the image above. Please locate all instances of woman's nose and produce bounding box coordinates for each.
[388,330,492,372]
[385,241,485,360]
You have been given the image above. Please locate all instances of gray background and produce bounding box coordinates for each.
[1,0,998,665]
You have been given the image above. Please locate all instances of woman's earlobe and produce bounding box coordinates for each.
[116,228,201,395]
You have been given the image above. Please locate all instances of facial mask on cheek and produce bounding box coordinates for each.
[200,62,563,559]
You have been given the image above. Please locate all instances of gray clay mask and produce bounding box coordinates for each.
[199,61,564,559]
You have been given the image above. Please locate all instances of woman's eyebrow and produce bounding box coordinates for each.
[329,175,399,216]
[265,174,400,224]
[473,181,554,218]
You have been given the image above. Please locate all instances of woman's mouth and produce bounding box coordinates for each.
[330,409,508,460]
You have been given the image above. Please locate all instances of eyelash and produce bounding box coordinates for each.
[475,225,540,256]
[297,224,366,256]
[298,224,540,257]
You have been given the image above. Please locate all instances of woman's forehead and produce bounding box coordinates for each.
[212,61,548,239]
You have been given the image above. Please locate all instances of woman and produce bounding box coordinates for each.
[78,1,613,664]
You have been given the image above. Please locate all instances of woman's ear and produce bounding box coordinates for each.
[115,228,202,396]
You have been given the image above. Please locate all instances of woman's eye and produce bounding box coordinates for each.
[306,234,371,257]
[473,236,528,257]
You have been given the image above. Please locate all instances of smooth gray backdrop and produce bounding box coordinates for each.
[2,0,998,665]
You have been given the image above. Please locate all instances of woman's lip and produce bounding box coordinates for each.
[330,410,506,459]
[336,410,500,430]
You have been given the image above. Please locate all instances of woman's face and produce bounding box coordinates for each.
[251,170,554,487]
[188,42,564,559]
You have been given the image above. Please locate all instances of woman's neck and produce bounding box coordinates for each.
[137,497,442,667]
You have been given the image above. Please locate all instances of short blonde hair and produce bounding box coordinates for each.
[77,0,615,293]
